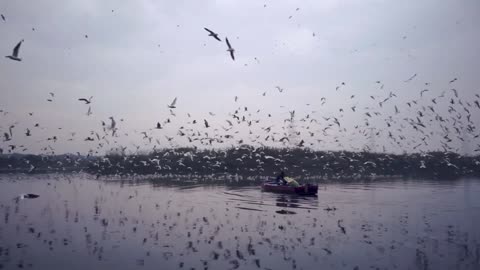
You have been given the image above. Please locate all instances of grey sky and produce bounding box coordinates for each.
[1,0,480,154]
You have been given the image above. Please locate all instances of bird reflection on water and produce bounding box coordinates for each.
[0,175,479,270]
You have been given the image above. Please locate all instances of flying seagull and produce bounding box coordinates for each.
[204,28,221,41]
[225,37,235,61]
[15,193,40,203]
[420,89,429,97]
[20,193,39,199]
[155,122,162,129]
[1,14,5,21]
[168,97,177,109]
[6,39,24,61]
[78,96,93,104]
[108,117,117,135]
[404,73,417,82]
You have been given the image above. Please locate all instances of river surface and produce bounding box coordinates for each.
[0,174,479,270]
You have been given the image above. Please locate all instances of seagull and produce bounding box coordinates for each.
[204,28,221,41]
[298,140,305,147]
[5,39,24,61]
[8,125,14,138]
[78,96,93,104]
[1,14,5,21]
[450,88,458,98]
[404,73,417,82]
[109,116,116,130]
[155,122,162,129]
[168,97,177,109]
[204,119,210,128]
[420,89,429,97]
[15,193,39,202]
[225,37,235,61]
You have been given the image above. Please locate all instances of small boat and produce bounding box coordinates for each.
[262,181,318,195]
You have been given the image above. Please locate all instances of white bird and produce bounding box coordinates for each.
[364,161,377,167]
[168,97,177,109]
[6,39,24,61]
[225,37,235,61]
[420,160,426,169]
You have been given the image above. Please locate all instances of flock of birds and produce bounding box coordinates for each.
[1,7,479,170]
[2,78,479,161]
[1,7,480,270]
[4,27,236,62]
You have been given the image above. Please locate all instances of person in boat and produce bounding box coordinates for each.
[276,171,287,185]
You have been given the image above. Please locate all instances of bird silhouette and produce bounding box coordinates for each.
[5,39,24,61]
[204,28,221,41]
[225,37,235,61]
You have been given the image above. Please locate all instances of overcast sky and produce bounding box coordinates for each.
[1,0,480,155]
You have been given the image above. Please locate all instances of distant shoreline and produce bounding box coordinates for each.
[1,147,479,180]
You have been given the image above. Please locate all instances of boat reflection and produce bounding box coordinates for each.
[275,195,301,208]
[273,193,318,212]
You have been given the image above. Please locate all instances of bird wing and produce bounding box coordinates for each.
[12,40,23,57]
[78,98,88,103]
[230,50,235,60]
[204,28,214,34]
[225,37,232,49]
[171,97,177,106]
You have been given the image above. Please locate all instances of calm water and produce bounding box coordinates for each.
[0,174,479,270]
